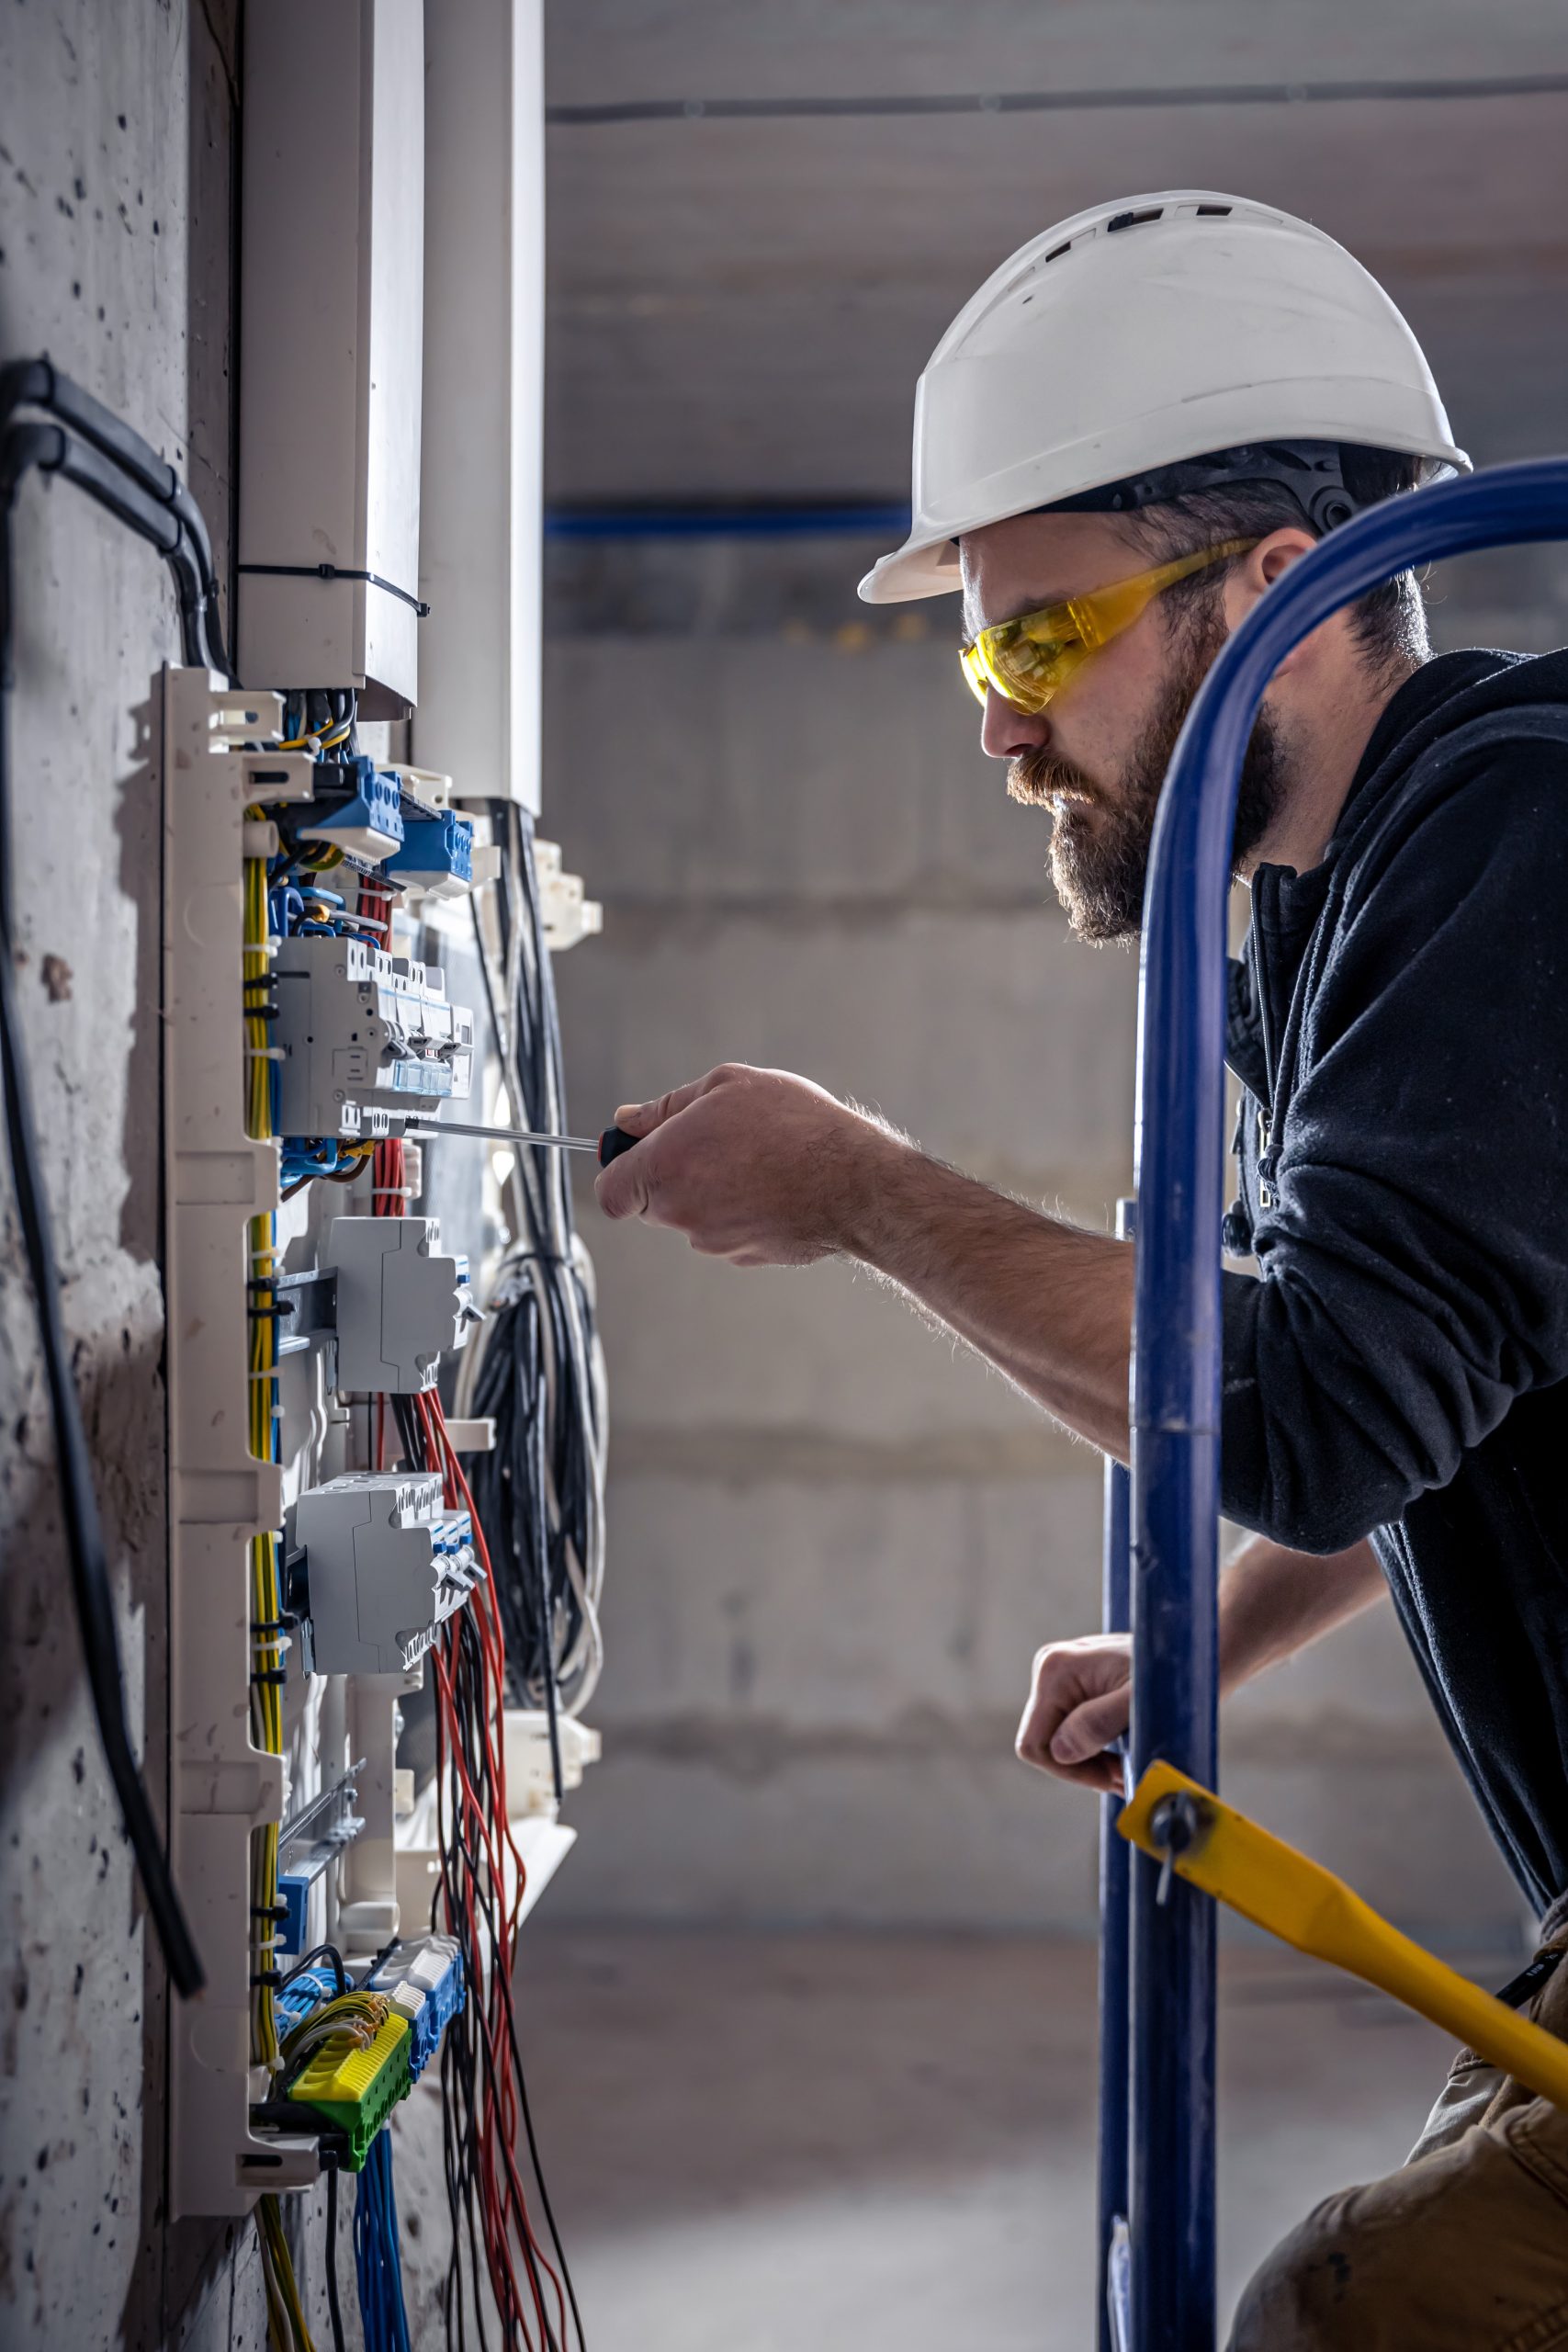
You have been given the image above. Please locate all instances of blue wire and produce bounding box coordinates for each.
[354,2131,412,2352]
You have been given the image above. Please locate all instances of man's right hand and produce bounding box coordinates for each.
[1015,1633,1133,1795]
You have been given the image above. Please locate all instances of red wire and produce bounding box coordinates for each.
[362,1094,570,2346]
[424,1389,568,2346]
[434,1634,565,2345]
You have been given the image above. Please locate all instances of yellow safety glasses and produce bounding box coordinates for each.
[959,538,1258,714]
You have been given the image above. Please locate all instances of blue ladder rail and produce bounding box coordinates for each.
[1104,457,1568,2352]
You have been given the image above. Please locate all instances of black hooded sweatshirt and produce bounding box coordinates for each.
[1221,647,1568,1915]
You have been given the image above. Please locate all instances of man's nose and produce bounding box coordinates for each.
[980,685,1052,762]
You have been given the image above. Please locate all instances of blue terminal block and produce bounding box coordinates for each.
[297,756,405,863]
[367,1936,465,2080]
[385,808,474,897]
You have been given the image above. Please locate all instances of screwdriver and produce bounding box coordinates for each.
[400,1114,641,1166]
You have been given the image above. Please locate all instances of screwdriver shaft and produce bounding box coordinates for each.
[401,1115,601,1153]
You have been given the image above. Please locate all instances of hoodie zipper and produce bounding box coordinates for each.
[1249,870,1282,1211]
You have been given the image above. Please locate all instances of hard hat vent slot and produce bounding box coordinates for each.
[1043,241,1072,264]
[1196,203,1233,218]
[1106,207,1164,233]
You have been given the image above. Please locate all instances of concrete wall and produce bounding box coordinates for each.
[544,538,1528,1943]
[0,6,343,2344]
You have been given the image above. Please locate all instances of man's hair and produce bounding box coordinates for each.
[1110,445,1432,679]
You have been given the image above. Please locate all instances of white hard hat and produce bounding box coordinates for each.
[859,190,1469,605]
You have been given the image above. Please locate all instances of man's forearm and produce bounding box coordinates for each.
[1219,1534,1386,1694]
[843,1128,1134,1456]
[839,1138,1390,1673]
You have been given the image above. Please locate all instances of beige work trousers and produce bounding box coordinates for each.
[1229,1912,1568,2352]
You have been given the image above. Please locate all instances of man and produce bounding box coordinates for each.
[594,192,1568,2346]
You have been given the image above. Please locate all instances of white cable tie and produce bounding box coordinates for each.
[244,1045,287,1061]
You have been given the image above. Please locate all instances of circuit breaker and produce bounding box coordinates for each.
[331,1214,476,1393]
[294,1471,480,1676]
[274,937,476,1139]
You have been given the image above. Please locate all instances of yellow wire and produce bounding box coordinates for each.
[248,1521,283,2076]
[241,820,312,2331]
[275,718,351,754]
[256,2193,317,2352]
[243,833,273,1145]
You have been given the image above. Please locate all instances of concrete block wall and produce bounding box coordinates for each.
[544,551,1523,1940]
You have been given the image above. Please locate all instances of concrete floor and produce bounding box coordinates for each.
[389,1927,1493,2351]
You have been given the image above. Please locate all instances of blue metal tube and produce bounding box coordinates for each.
[1127,457,1568,2352]
[544,503,911,539]
[1098,1199,1135,2352]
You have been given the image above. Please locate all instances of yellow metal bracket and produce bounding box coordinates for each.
[1118,1759,1568,2110]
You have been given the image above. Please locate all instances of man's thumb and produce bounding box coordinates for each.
[1050,1685,1132,1767]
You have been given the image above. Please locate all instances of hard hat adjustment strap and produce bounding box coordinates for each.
[1044,438,1369,534]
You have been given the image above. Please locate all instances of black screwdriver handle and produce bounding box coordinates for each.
[597,1125,641,1167]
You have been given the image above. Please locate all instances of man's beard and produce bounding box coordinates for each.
[1008,621,1292,943]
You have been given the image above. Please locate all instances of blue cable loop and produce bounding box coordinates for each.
[1124,457,1568,2352]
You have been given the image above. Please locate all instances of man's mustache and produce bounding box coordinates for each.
[1007,746,1100,808]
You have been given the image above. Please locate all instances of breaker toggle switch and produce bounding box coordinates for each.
[330,1215,476,1394]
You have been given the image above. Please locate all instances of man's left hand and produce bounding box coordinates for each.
[593,1062,892,1265]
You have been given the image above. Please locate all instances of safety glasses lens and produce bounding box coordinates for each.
[959,628,1077,715]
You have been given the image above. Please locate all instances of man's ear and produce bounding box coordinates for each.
[1225,529,1321,674]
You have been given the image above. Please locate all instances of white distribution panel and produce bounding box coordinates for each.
[237,0,426,710]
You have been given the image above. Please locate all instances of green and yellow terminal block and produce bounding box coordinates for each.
[1119,1760,1568,2111]
[283,2011,413,2171]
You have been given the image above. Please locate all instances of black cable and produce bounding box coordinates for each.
[464,804,604,1724]
[325,2160,348,2352]
[392,1392,424,1473]
[0,357,231,676]
[278,1941,350,1996]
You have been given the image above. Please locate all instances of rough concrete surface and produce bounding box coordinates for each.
[544,4,1568,502]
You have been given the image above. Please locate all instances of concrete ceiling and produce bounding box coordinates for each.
[543,2,1568,504]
